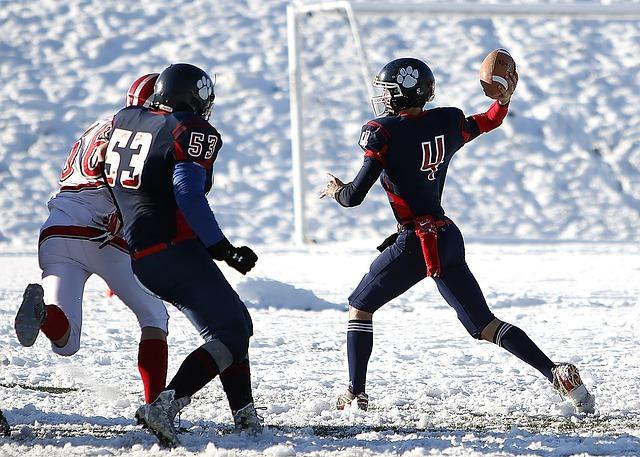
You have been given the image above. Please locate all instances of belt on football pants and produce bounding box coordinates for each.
[399,217,452,232]
[131,234,197,260]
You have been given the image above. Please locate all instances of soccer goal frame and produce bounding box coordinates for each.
[287,1,640,244]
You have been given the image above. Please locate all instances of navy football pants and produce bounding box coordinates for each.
[132,239,253,363]
[349,223,495,339]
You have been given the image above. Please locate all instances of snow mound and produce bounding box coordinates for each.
[237,277,342,311]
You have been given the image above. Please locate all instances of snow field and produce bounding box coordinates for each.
[1,242,639,456]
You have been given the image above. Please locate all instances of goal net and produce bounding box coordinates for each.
[288,1,640,244]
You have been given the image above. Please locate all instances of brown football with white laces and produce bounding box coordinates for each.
[480,49,516,99]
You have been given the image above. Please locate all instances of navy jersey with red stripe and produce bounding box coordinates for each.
[338,101,508,224]
[105,106,222,252]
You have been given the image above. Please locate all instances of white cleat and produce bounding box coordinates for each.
[233,402,263,435]
[552,363,595,414]
[135,390,181,447]
[336,390,369,411]
[15,284,46,347]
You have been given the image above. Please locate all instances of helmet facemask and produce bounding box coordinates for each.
[370,80,404,116]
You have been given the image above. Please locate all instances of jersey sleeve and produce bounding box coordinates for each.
[171,117,223,170]
[460,101,509,143]
[173,161,224,247]
[335,156,384,207]
[358,120,391,166]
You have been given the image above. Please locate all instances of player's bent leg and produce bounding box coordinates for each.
[343,304,373,408]
[480,317,554,381]
[165,340,227,400]
[26,240,91,354]
[40,266,89,356]
[436,265,556,379]
[132,240,254,426]
[482,321,595,413]
[338,231,426,411]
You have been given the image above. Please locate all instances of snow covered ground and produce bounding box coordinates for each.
[1,243,639,456]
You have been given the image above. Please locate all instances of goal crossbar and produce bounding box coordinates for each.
[292,1,640,18]
[287,1,640,244]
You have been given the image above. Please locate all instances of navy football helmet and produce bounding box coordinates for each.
[151,63,216,119]
[371,58,435,116]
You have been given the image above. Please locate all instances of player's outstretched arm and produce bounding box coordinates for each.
[320,157,383,207]
[319,173,345,200]
[463,71,518,143]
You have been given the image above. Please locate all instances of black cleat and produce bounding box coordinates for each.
[15,284,46,347]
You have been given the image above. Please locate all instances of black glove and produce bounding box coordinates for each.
[207,238,258,275]
[226,246,258,275]
[207,238,233,260]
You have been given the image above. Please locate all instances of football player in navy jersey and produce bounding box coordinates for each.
[321,57,594,414]
[105,63,260,446]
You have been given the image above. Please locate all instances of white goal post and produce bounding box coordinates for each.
[287,1,640,245]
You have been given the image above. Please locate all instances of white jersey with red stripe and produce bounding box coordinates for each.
[43,117,116,231]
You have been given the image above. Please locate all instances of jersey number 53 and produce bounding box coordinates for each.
[104,128,152,189]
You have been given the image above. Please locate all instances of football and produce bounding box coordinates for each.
[479,48,516,99]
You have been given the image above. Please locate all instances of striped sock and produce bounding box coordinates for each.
[347,319,373,395]
[494,322,555,382]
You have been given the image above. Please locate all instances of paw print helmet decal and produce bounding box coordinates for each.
[397,66,419,88]
[371,57,435,116]
[150,63,216,120]
[196,76,213,101]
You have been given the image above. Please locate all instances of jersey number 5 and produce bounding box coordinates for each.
[104,128,152,189]
[420,135,446,181]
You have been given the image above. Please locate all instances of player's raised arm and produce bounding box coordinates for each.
[461,50,519,143]
[460,72,517,143]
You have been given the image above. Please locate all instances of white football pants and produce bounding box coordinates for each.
[38,237,169,356]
